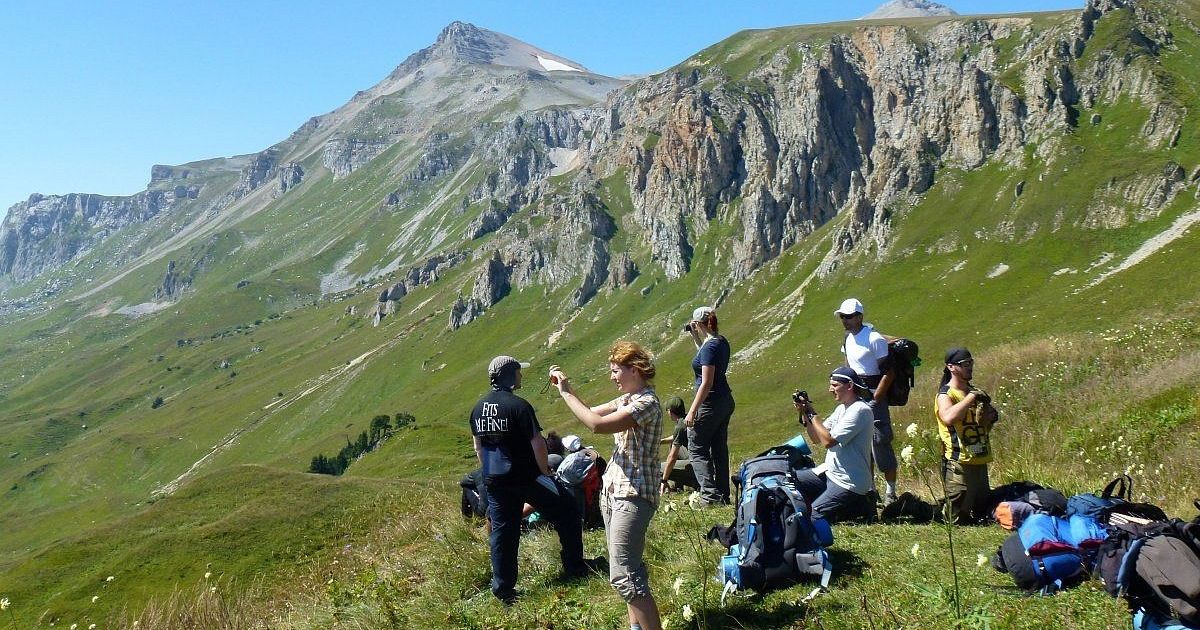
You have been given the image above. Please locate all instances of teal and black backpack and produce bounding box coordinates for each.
[718,452,833,601]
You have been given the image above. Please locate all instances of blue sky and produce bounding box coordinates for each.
[0,0,1081,219]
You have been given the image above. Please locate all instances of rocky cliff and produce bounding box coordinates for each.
[2,2,1192,330]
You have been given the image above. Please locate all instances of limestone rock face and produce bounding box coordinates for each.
[0,187,197,282]
[449,253,510,329]
[154,260,188,301]
[276,163,305,196]
[575,0,1183,283]
[610,252,638,288]
[322,138,390,178]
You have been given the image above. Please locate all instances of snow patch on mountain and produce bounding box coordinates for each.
[536,55,581,72]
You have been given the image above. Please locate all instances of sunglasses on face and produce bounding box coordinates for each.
[955,360,974,367]
[838,313,859,320]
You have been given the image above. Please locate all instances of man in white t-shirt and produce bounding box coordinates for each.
[835,298,898,504]
[791,367,876,523]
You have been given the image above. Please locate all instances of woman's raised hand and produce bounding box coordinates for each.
[548,365,570,394]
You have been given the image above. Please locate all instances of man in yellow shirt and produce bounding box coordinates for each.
[934,347,999,524]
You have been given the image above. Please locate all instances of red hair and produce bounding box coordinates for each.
[609,340,656,380]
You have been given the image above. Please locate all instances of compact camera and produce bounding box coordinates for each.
[792,390,809,405]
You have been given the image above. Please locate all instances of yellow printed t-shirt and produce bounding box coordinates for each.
[934,385,994,465]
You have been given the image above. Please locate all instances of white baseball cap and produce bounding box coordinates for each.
[692,306,714,321]
[834,298,864,316]
[562,434,583,452]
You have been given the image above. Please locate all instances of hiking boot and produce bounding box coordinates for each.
[561,556,607,581]
[494,588,521,606]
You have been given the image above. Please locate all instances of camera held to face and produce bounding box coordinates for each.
[792,390,809,405]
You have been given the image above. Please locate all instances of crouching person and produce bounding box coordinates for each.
[791,367,877,524]
[935,347,998,524]
[470,355,594,605]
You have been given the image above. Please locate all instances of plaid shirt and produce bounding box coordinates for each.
[602,387,663,507]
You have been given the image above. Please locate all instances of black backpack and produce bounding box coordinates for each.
[885,338,920,406]
[459,468,488,519]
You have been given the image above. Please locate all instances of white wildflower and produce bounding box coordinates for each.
[91,595,98,604]
[210,586,217,594]
[976,553,988,567]
[204,571,212,580]
[911,543,920,558]
[673,575,684,595]
[905,423,919,438]
[105,576,115,582]
[901,445,915,464]
[0,597,8,610]
[682,603,695,621]
[89,625,96,630]
[71,625,78,630]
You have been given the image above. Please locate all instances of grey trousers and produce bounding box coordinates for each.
[687,394,734,504]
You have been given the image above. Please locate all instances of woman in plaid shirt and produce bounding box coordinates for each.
[550,340,663,630]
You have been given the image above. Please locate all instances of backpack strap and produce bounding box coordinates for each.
[1102,475,1133,501]
[801,549,833,603]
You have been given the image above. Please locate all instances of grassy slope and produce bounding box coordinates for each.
[1,4,1199,627]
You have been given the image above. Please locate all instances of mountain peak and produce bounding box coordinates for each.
[430,21,591,73]
[860,0,958,19]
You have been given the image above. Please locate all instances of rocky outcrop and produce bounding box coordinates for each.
[575,1,1183,282]
[449,252,511,329]
[154,260,190,301]
[370,251,468,325]
[0,187,198,282]
[464,108,609,240]
[276,163,304,196]
[322,137,390,178]
[610,252,638,288]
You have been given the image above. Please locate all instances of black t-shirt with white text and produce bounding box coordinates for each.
[469,387,543,484]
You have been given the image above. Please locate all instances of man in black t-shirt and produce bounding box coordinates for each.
[470,355,591,604]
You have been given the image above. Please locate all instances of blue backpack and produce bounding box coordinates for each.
[718,451,833,600]
[993,513,1103,594]
[1067,475,1133,520]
